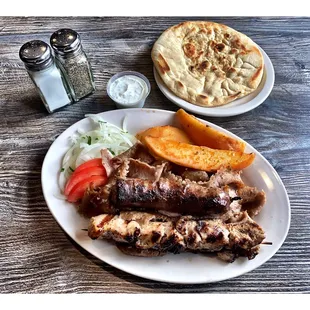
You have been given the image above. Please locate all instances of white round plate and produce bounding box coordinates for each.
[154,47,275,117]
[41,108,290,284]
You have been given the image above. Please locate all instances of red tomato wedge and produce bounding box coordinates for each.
[74,158,103,174]
[64,166,106,196]
[67,175,107,203]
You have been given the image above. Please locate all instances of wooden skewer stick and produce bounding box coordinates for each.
[261,241,273,245]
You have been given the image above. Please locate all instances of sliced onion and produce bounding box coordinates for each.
[58,114,137,192]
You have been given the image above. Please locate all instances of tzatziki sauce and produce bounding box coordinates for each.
[109,75,147,105]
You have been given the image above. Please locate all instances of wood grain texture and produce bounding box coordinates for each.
[0,16,310,293]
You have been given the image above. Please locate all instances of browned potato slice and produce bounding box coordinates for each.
[136,125,192,144]
[143,136,255,172]
[176,109,246,152]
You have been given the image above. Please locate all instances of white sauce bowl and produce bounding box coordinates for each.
[107,71,151,109]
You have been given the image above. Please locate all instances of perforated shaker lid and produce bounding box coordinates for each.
[50,28,82,56]
[19,40,53,70]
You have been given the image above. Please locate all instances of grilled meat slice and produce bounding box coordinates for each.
[99,143,151,182]
[237,186,266,217]
[206,168,244,188]
[88,211,265,261]
[110,177,231,217]
[223,185,266,219]
[112,141,155,165]
[126,159,168,182]
[181,169,210,182]
[205,169,266,218]
[100,149,114,177]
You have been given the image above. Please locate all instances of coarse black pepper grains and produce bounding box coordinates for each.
[50,29,96,102]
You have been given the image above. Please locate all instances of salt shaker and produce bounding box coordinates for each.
[19,40,72,113]
[50,29,96,102]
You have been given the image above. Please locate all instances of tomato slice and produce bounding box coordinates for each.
[74,158,103,174]
[67,175,107,203]
[64,166,106,196]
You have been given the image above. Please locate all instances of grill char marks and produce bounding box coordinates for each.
[176,217,229,251]
[88,211,265,260]
[81,147,266,220]
[110,177,231,217]
[228,212,266,250]
[82,143,267,262]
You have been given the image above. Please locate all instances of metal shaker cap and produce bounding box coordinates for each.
[19,40,53,71]
[50,29,81,56]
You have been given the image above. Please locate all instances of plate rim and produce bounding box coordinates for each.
[153,47,275,117]
[41,108,290,284]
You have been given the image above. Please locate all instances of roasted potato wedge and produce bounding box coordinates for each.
[176,109,246,152]
[136,125,192,144]
[144,136,255,172]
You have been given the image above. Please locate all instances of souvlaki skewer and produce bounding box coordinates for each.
[88,211,266,262]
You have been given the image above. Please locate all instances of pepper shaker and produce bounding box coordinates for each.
[19,40,72,113]
[50,29,96,102]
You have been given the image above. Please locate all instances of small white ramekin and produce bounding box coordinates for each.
[107,71,151,109]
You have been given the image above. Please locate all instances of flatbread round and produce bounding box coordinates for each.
[152,21,264,107]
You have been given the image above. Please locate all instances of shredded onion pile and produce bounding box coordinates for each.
[59,114,136,192]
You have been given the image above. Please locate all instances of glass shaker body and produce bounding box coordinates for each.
[19,40,72,113]
[56,49,96,102]
[50,29,96,102]
[27,62,72,113]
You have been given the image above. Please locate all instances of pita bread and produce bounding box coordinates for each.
[152,21,264,107]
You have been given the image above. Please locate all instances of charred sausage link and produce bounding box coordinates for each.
[109,178,231,217]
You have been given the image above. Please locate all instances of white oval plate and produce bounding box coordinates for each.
[41,108,290,284]
[154,47,275,117]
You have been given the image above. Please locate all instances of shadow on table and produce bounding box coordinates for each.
[22,94,49,114]
[66,237,237,293]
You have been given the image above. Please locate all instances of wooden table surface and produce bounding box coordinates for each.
[0,16,309,293]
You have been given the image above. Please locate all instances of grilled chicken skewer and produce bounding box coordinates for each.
[88,211,265,261]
